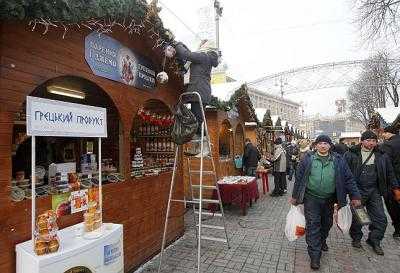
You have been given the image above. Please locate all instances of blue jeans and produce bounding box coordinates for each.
[288,166,295,181]
[304,195,334,261]
[350,189,387,245]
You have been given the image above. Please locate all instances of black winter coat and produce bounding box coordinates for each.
[334,143,348,155]
[175,42,219,104]
[344,144,398,199]
[243,143,261,169]
[380,134,400,180]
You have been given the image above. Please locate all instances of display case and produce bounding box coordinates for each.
[130,100,175,179]
[10,76,124,202]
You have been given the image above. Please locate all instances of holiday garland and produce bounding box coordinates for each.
[209,84,258,123]
[0,0,147,24]
[0,0,182,74]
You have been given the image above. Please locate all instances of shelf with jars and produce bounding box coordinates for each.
[130,100,175,179]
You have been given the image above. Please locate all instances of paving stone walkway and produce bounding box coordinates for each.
[136,176,400,273]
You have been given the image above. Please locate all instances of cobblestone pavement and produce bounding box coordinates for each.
[136,176,400,273]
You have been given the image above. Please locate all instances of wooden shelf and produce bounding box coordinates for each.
[144,151,175,154]
[134,135,171,138]
[14,121,26,125]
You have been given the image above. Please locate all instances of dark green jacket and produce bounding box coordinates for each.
[306,154,336,199]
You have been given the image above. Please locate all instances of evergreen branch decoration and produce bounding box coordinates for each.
[209,84,258,123]
[0,0,174,44]
[0,0,147,24]
[0,0,181,73]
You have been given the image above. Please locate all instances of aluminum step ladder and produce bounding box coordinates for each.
[158,92,230,273]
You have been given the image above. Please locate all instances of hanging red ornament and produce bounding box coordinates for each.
[144,110,151,122]
[151,113,157,124]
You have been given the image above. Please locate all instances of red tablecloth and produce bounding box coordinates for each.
[256,169,270,194]
[210,177,259,215]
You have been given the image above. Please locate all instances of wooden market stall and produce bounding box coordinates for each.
[182,85,258,199]
[0,2,185,272]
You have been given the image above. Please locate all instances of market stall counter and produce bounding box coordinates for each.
[16,223,123,273]
[210,176,259,215]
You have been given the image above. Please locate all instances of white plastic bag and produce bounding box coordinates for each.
[285,205,306,241]
[336,204,352,234]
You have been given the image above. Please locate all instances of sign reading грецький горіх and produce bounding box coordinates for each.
[85,31,156,90]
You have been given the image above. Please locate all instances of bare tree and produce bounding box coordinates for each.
[348,82,379,126]
[348,50,400,125]
[364,51,400,106]
[356,0,400,42]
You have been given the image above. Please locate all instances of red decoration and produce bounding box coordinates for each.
[136,109,174,127]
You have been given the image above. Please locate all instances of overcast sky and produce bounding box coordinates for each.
[156,0,396,116]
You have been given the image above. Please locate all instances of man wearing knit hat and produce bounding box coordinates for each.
[380,125,400,239]
[344,130,398,255]
[290,135,361,270]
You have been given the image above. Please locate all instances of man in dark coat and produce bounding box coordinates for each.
[380,125,400,239]
[242,138,261,177]
[284,142,295,181]
[270,138,287,196]
[334,138,348,155]
[344,130,398,255]
[174,40,219,137]
[290,135,361,270]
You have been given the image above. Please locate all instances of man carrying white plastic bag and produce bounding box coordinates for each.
[285,205,306,241]
[289,135,361,270]
[335,204,352,234]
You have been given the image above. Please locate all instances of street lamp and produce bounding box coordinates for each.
[214,0,223,50]
[275,76,288,97]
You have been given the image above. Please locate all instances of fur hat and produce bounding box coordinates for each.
[298,139,310,152]
[361,130,378,141]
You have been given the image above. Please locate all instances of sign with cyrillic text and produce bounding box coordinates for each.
[26,96,107,137]
[85,31,156,90]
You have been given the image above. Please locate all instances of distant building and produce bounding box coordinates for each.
[303,113,364,140]
[247,87,300,127]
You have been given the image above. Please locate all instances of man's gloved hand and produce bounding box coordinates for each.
[351,199,362,207]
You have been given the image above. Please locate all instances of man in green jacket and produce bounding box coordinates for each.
[290,135,361,270]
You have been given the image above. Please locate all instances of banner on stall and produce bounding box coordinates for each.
[52,188,98,217]
[52,192,71,217]
[85,31,156,90]
[70,189,89,213]
[27,96,107,137]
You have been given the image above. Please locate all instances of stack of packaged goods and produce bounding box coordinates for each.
[131,148,144,177]
[80,153,97,174]
[34,210,60,255]
[83,201,102,233]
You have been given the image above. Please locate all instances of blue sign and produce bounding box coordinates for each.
[104,240,121,266]
[85,32,156,90]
